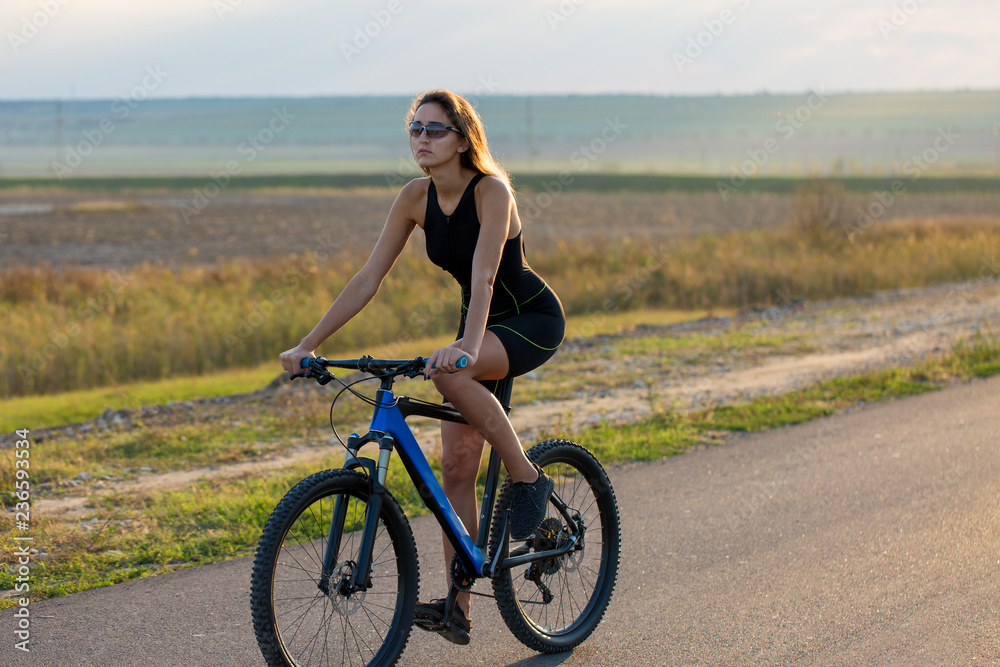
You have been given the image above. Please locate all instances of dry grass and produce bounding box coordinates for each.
[3,213,999,399]
[788,180,853,243]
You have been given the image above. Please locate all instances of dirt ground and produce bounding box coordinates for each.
[3,188,1000,268]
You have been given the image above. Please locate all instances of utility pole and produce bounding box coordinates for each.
[55,99,63,165]
[525,96,535,170]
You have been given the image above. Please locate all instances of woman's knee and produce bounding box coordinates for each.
[441,444,482,489]
[431,371,463,400]
[442,449,479,480]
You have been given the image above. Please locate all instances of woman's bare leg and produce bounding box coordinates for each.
[432,331,539,617]
[439,419,484,617]
[431,332,537,484]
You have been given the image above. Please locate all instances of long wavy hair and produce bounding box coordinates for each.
[406,89,512,191]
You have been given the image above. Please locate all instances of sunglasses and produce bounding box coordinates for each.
[408,121,462,139]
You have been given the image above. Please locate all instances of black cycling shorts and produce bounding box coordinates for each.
[455,286,565,409]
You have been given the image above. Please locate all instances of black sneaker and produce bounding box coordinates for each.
[508,464,555,540]
[413,599,471,645]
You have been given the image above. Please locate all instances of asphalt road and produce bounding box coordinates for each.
[7,376,999,666]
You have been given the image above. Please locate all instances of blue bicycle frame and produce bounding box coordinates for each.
[319,385,500,594]
[305,356,580,596]
[373,387,486,572]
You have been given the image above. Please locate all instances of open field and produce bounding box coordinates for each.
[3,176,998,268]
[1,173,1000,605]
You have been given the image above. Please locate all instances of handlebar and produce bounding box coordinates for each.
[292,354,467,385]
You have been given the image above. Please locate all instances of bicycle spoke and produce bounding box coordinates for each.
[282,594,327,652]
[273,593,326,621]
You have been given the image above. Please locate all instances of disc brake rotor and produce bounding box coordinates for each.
[328,560,366,617]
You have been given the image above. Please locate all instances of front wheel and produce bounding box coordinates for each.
[250,469,419,667]
[490,439,621,653]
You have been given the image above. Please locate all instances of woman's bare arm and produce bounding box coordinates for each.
[279,180,423,372]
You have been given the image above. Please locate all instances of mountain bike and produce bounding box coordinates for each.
[250,355,620,666]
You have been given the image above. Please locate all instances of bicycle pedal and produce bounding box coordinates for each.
[413,618,445,632]
[413,618,470,645]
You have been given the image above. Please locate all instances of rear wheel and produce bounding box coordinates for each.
[490,439,620,652]
[251,469,419,667]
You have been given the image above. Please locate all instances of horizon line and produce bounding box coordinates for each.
[1,86,998,105]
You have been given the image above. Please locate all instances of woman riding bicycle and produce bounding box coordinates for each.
[279,89,565,644]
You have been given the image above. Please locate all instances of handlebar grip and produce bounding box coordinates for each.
[456,356,468,368]
[300,357,311,369]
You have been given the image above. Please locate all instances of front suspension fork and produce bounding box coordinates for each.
[319,434,394,595]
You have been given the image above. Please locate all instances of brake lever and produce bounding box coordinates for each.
[400,356,427,379]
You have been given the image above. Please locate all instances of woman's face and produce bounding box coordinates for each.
[410,102,468,170]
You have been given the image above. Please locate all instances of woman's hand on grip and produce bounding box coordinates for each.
[279,345,315,375]
[424,346,474,380]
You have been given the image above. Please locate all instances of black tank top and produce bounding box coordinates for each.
[423,173,550,318]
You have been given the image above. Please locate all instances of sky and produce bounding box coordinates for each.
[1,0,998,100]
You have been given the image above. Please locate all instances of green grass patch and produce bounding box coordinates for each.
[692,398,836,432]
[688,369,942,432]
[0,366,279,434]
[572,410,703,462]
[945,326,1000,377]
